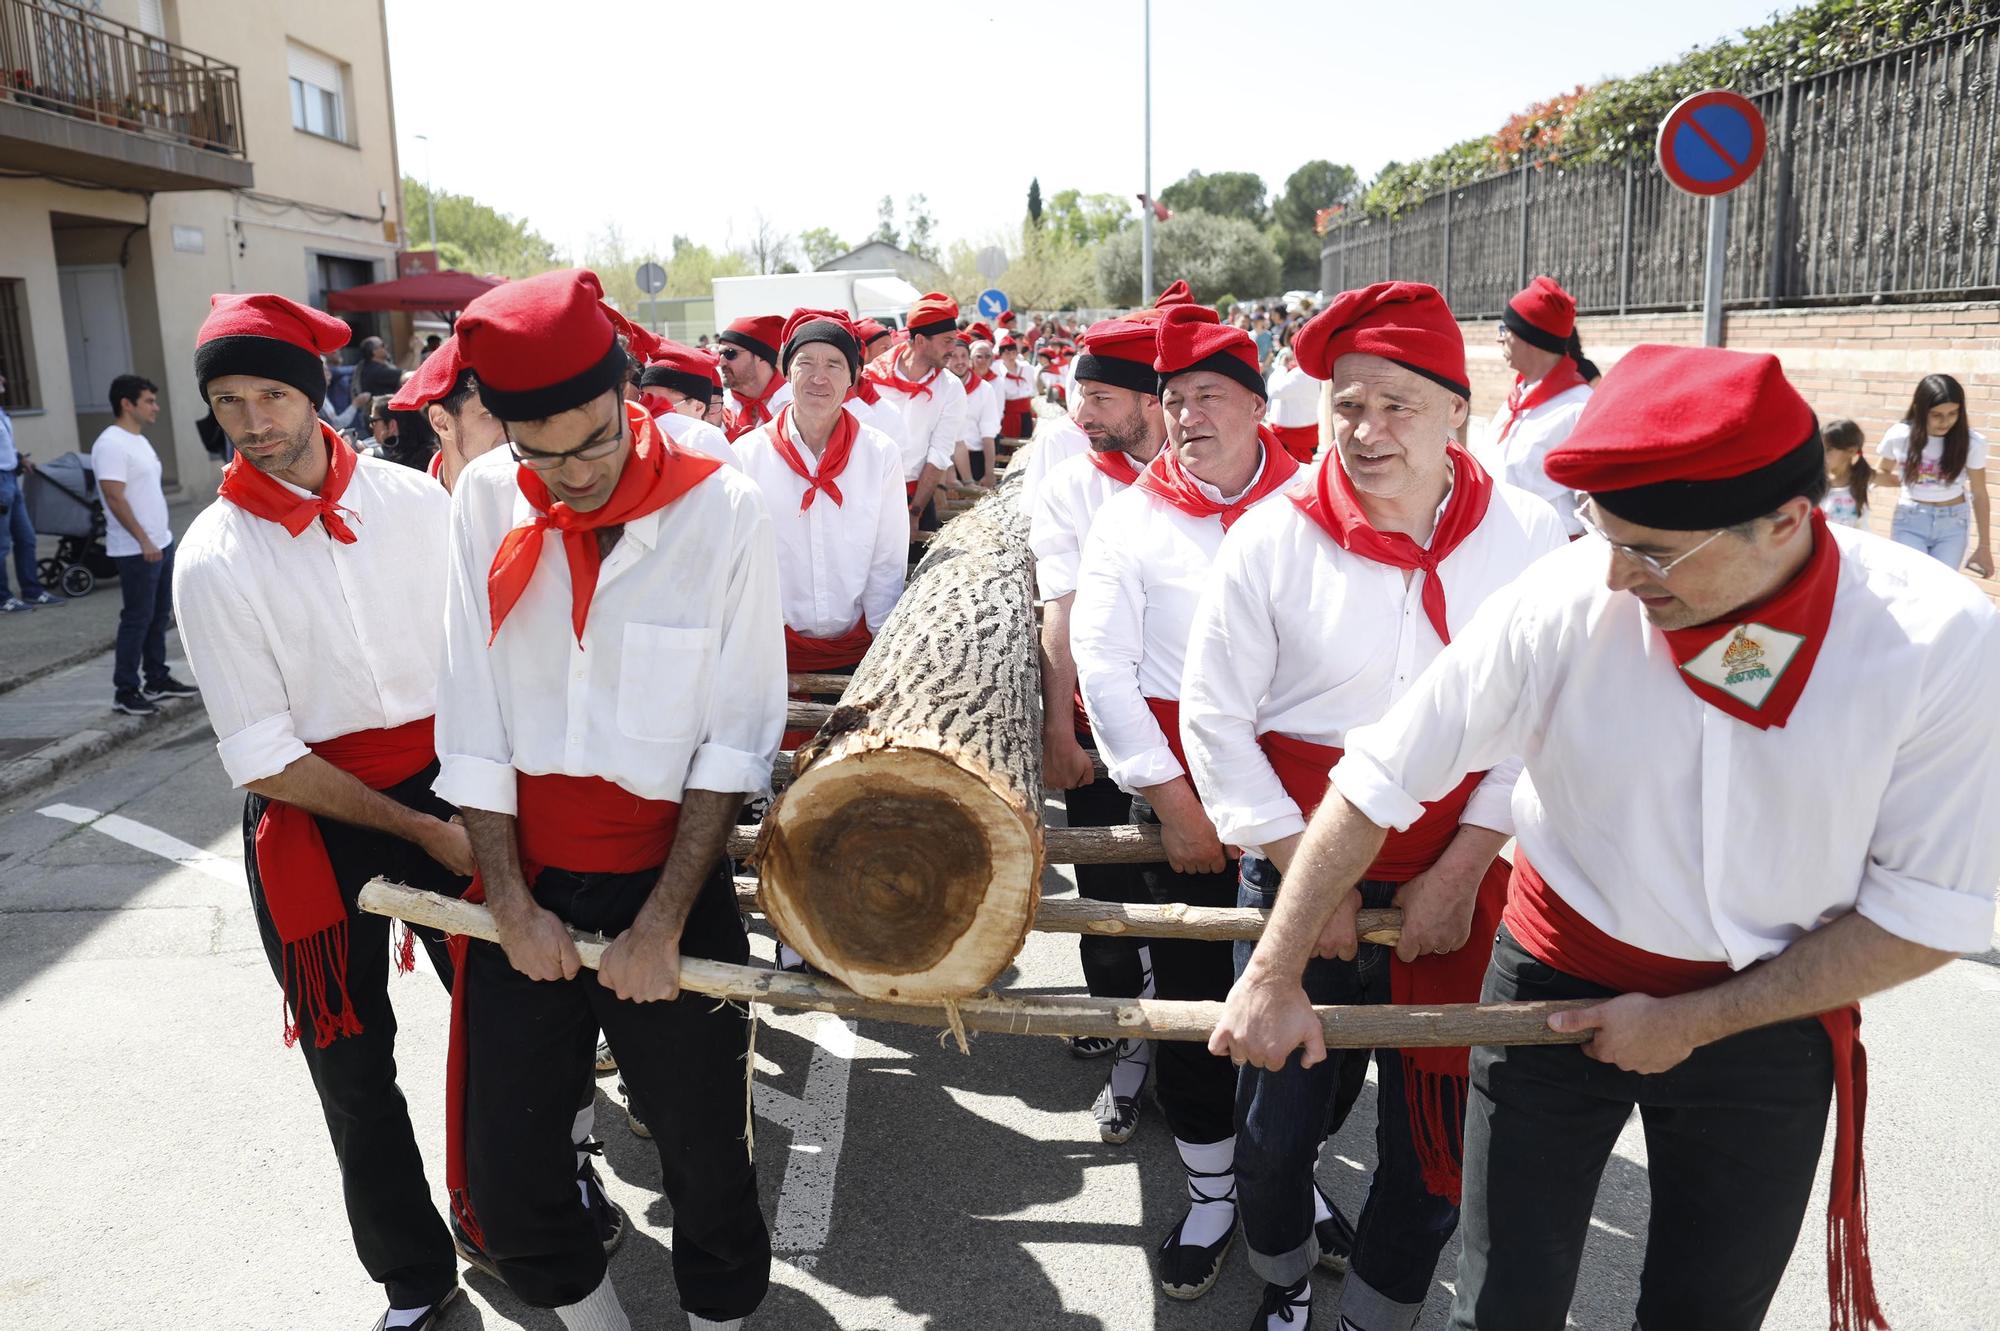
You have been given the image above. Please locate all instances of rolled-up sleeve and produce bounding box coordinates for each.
[1854,609,2000,952]
[1182,525,1302,850]
[172,534,311,787]
[433,482,520,816]
[1072,519,1182,792]
[687,493,785,796]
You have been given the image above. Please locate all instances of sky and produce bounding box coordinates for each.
[385,0,1797,266]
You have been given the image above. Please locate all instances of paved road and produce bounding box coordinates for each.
[3,725,1997,1330]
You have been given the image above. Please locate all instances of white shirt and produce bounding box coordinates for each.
[649,408,738,470]
[1877,422,1988,503]
[870,353,966,481]
[726,377,794,432]
[994,358,1036,401]
[1331,528,2000,963]
[1029,449,1140,604]
[1264,363,1320,430]
[958,375,1001,449]
[1471,377,1592,537]
[1072,450,1293,793]
[90,425,172,557]
[173,456,449,786]
[433,446,785,815]
[1016,415,1090,514]
[847,395,910,467]
[736,412,907,638]
[1182,474,1568,853]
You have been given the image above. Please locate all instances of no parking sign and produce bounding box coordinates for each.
[1656,90,1767,197]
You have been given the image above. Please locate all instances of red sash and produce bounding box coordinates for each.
[1134,430,1300,530]
[445,772,681,1246]
[1495,361,1587,446]
[1257,730,1503,1202]
[1002,400,1036,438]
[1503,853,1881,1331]
[218,423,360,543]
[1142,697,1191,778]
[486,404,721,647]
[254,717,439,1047]
[1271,423,1319,465]
[783,620,873,747]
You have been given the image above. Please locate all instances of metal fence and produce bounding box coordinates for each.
[1321,18,2000,316]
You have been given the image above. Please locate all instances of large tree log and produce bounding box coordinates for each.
[729,820,1166,867]
[360,883,1590,1047]
[753,471,1044,1003]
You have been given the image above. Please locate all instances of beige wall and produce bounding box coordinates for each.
[0,0,402,494]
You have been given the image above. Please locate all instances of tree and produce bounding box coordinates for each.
[871,195,901,248]
[1045,189,1131,248]
[904,194,938,261]
[1157,170,1268,228]
[743,212,793,275]
[798,226,849,270]
[1095,208,1280,307]
[400,175,562,277]
[664,238,750,297]
[1026,177,1043,228]
[1271,160,1358,235]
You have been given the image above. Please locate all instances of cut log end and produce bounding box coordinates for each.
[758,746,1042,1002]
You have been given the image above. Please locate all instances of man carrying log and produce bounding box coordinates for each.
[860,292,968,539]
[717,313,791,441]
[439,269,785,1331]
[1183,282,1567,1331]
[1071,302,1302,1300]
[172,294,476,1331]
[994,334,1038,442]
[1030,316,1170,1135]
[1212,343,2000,1331]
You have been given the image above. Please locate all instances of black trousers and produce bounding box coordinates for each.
[1131,794,1239,1144]
[463,860,770,1319]
[1448,926,1834,1331]
[1066,764,1148,1001]
[243,766,464,1309]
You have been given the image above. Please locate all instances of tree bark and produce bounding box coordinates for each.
[752,472,1044,1002]
[731,820,1168,867]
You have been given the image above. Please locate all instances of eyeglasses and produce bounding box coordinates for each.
[717,347,743,362]
[1494,323,1514,342]
[1573,499,1727,581]
[506,418,625,471]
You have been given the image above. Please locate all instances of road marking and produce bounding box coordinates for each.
[39,803,241,885]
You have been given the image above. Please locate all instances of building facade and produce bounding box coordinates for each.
[0,0,403,492]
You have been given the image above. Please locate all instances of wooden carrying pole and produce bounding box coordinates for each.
[360,883,1590,1048]
[753,473,1046,1003]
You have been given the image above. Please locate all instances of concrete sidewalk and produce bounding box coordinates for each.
[0,639,203,805]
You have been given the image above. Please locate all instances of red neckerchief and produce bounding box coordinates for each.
[1496,360,1587,446]
[725,370,785,440]
[1290,443,1495,643]
[1134,427,1300,530]
[765,404,858,511]
[486,402,722,646]
[1000,361,1028,392]
[864,347,936,400]
[1659,511,1838,730]
[849,377,881,406]
[1086,449,1142,486]
[218,422,360,542]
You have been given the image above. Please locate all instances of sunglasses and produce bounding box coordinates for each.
[717,347,743,361]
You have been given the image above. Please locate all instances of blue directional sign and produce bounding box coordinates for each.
[1657,90,1767,198]
[976,288,1011,320]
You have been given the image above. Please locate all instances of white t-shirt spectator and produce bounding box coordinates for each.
[1877,422,1987,503]
[90,425,172,558]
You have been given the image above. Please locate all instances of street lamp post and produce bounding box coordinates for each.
[1140,0,1153,302]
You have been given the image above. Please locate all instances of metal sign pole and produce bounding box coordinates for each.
[1703,193,1729,347]
[1140,0,1153,301]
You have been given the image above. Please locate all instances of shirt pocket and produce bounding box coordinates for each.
[616,624,716,744]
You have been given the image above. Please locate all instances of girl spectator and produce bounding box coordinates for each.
[1874,374,1991,575]
[1820,418,1870,529]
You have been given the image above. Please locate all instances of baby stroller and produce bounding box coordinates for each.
[22,452,116,597]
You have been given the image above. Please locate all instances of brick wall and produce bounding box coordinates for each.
[1455,301,2000,600]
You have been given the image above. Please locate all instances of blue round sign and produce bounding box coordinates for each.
[1656,90,1767,198]
[976,288,1010,319]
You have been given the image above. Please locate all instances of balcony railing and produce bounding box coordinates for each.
[0,0,245,159]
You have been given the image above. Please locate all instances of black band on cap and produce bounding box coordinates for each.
[717,329,779,366]
[196,335,329,407]
[638,365,713,402]
[1074,353,1158,396]
[1389,357,1472,401]
[909,317,957,338]
[781,319,861,379]
[1589,425,1825,531]
[1503,304,1569,356]
[1160,351,1268,402]
[475,338,628,422]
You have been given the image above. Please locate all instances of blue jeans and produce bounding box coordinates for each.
[1889,499,1969,567]
[112,541,175,694]
[0,469,47,598]
[1234,859,1460,1328]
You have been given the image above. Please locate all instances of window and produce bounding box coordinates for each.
[0,280,38,412]
[286,42,347,143]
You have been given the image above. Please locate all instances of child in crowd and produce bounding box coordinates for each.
[1820,418,1870,528]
